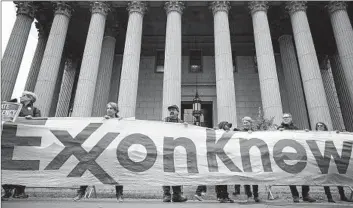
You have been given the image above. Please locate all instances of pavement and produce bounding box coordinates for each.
[2,198,353,208]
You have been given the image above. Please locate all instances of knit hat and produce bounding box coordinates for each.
[22,91,37,103]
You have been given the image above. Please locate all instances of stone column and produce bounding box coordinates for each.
[92,24,118,117]
[1,2,35,100]
[330,53,353,131]
[33,2,72,117]
[278,35,310,129]
[118,1,147,118]
[286,1,333,130]
[55,58,78,117]
[71,2,110,117]
[327,1,353,112]
[108,54,123,103]
[24,22,48,92]
[318,55,345,130]
[48,54,66,117]
[162,1,184,119]
[210,1,238,126]
[249,1,283,125]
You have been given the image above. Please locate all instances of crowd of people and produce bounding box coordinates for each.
[1,91,352,204]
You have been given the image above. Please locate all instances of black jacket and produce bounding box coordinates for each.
[277,122,299,130]
[8,98,41,117]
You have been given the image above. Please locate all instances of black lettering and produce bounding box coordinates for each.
[273,139,307,174]
[45,123,118,184]
[240,138,272,172]
[117,133,157,172]
[307,140,353,174]
[163,137,198,173]
[206,129,242,172]
[1,122,43,170]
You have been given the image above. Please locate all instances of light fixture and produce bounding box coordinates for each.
[192,74,202,126]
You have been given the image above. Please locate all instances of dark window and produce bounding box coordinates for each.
[155,50,164,73]
[233,52,237,72]
[189,50,202,73]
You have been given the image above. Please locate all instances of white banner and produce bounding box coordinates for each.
[1,117,353,187]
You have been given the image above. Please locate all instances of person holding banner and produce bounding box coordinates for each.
[214,121,235,203]
[162,105,188,203]
[239,117,260,203]
[74,102,124,202]
[316,122,353,203]
[1,91,41,200]
[278,113,316,203]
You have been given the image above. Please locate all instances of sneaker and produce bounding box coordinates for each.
[328,197,335,203]
[219,198,235,203]
[1,191,12,201]
[116,195,123,202]
[254,197,260,203]
[13,193,28,199]
[73,192,84,201]
[201,192,206,196]
[194,194,203,201]
[163,195,171,202]
[172,194,188,202]
[293,196,300,203]
[303,196,316,202]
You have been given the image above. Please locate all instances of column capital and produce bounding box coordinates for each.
[14,1,35,19]
[164,1,185,15]
[248,1,269,15]
[210,1,231,15]
[90,1,111,16]
[327,1,347,14]
[105,22,119,37]
[285,1,307,16]
[53,2,73,18]
[127,1,147,15]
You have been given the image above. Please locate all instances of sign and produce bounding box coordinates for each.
[1,102,22,122]
[1,117,353,187]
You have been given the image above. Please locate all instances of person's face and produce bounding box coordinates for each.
[243,120,251,129]
[283,114,292,124]
[317,123,326,131]
[223,124,230,131]
[106,104,117,117]
[169,108,178,117]
[20,94,32,104]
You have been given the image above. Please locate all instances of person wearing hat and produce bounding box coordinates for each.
[162,105,188,202]
[233,116,260,202]
[214,121,235,203]
[2,91,41,200]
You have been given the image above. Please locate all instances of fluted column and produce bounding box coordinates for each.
[108,54,123,102]
[55,58,78,117]
[330,53,353,131]
[72,2,110,117]
[327,1,353,113]
[1,2,35,100]
[24,22,48,92]
[286,1,333,130]
[210,1,238,126]
[92,24,118,117]
[278,35,310,129]
[118,1,147,118]
[48,54,66,117]
[161,1,184,119]
[33,2,72,117]
[249,1,283,125]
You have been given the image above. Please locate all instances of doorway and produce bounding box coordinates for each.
[181,101,213,128]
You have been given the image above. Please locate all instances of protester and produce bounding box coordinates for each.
[74,102,124,202]
[278,113,316,203]
[239,117,260,202]
[194,185,207,201]
[315,122,353,203]
[212,121,235,203]
[162,105,188,202]
[2,91,41,200]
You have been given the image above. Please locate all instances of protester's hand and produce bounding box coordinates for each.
[25,115,32,120]
[305,129,310,132]
[278,128,284,131]
[104,115,110,119]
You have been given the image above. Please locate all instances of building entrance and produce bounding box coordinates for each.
[181,101,213,128]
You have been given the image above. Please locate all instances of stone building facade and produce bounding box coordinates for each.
[2,1,353,131]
